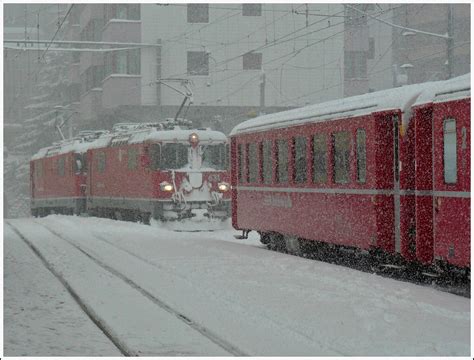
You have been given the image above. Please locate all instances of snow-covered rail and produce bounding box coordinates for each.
[6,221,132,356]
[5,220,245,356]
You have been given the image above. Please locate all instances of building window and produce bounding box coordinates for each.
[243,52,262,70]
[293,137,307,184]
[97,152,106,173]
[333,132,350,183]
[187,51,209,75]
[262,140,272,184]
[443,119,457,184]
[313,134,327,184]
[104,4,140,23]
[128,148,138,170]
[276,139,288,183]
[105,49,141,77]
[344,51,367,79]
[187,4,209,23]
[242,4,262,16]
[356,129,366,183]
[238,144,243,183]
[368,37,375,60]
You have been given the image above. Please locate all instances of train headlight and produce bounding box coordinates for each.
[189,133,199,146]
[218,182,230,192]
[160,181,174,192]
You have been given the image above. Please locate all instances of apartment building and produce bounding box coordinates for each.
[67,4,346,133]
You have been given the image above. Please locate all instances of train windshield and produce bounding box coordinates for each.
[202,143,227,170]
[161,143,189,169]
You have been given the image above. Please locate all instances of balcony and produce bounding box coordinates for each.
[102,19,141,43]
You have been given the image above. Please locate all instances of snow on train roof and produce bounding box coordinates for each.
[31,127,226,160]
[230,77,469,136]
[128,127,227,144]
[413,73,470,106]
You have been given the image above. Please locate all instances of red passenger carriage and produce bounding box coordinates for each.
[230,75,470,271]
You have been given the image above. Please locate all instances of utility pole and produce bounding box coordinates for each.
[446,4,454,79]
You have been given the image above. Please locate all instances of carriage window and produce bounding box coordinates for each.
[333,132,350,183]
[202,143,227,170]
[356,129,366,183]
[150,144,161,170]
[276,139,288,183]
[128,148,138,170]
[262,140,272,184]
[293,137,307,183]
[313,134,327,183]
[161,143,188,169]
[35,161,43,179]
[58,157,65,176]
[97,152,106,173]
[247,143,258,183]
[443,119,457,184]
[238,144,243,183]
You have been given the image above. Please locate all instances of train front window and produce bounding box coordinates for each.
[161,143,189,169]
[202,143,227,170]
[443,119,457,184]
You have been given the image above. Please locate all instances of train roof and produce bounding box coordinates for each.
[31,125,226,161]
[413,73,470,106]
[230,74,470,136]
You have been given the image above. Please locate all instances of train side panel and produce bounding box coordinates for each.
[432,97,470,267]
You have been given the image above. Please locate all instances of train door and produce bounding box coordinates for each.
[432,98,470,267]
[414,105,434,264]
[393,114,401,254]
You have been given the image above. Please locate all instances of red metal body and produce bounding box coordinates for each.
[30,151,86,216]
[231,75,470,269]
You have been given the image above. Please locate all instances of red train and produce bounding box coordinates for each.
[230,74,470,271]
[30,120,231,222]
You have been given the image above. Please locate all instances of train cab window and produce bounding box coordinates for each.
[313,134,327,183]
[128,148,138,170]
[97,152,106,173]
[202,143,227,170]
[58,157,65,176]
[247,143,258,183]
[443,119,457,184]
[74,153,86,174]
[293,137,307,183]
[333,132,350,183]
[276,139,288,183]
[262,140,272,184]
[356,129,366,183]
[161,143,188,169]
[238,144,243,183]
[225,143,230,170]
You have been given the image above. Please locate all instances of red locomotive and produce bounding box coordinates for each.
[230,74,470,271]
[30,120,231,223]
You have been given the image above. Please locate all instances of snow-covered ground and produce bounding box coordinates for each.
[4,215,470,356]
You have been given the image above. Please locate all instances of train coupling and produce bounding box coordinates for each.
[234,229,251,240]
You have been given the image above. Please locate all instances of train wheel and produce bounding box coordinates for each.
[268,233,285,252]
[284,235,302,255]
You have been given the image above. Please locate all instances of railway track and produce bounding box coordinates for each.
[6,220,247,356]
